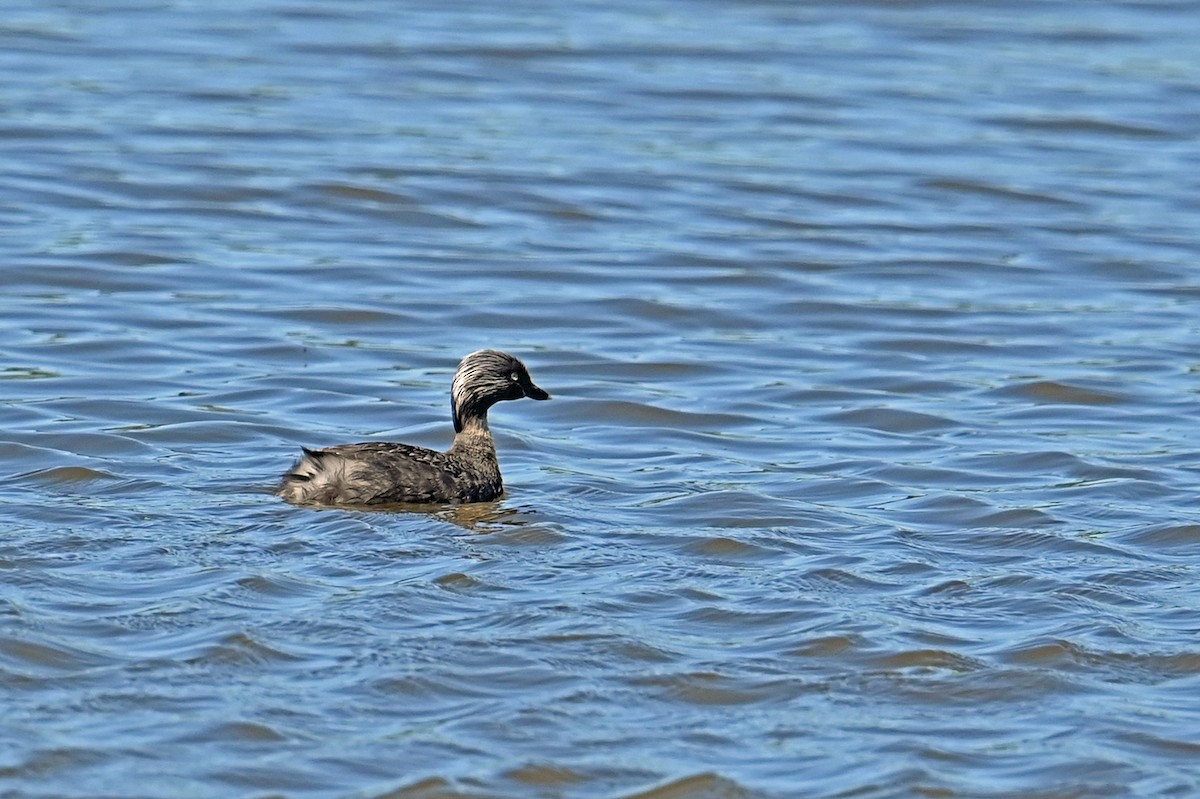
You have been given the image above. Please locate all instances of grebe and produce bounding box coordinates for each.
[278,350,550,506]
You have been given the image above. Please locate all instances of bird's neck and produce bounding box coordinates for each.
[450,417,495,455]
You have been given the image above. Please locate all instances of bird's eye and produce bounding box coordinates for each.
[510,372,520,382]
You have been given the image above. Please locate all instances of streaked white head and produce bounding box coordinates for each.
[451,350,551,433]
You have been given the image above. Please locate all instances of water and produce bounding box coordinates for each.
[3,1,1199,797]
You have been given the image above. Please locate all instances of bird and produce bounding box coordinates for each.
[278,350,550,506]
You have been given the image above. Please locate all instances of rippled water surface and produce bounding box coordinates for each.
[3,2,1200,797]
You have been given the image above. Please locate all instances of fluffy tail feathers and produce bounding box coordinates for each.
[277,447,348,505]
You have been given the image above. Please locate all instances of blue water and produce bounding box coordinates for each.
[3,2,1199,797]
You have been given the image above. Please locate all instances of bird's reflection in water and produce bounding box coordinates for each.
[433,501,532,532]
[347,498,536,533]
